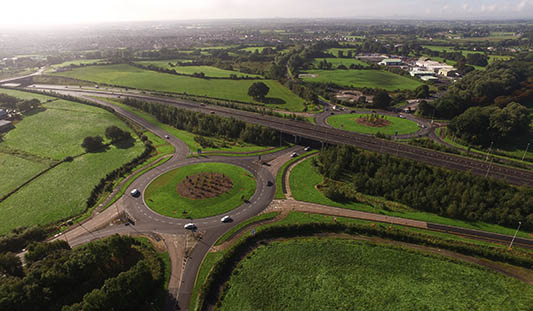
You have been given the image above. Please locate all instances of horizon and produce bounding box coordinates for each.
[1,0,532,27]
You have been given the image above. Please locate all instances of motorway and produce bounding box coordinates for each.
[7,85,532,310]
[28,85,533,187]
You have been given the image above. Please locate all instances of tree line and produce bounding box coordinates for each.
[0,235,165,311]
[315,145,533,230]
[122,98,280,146]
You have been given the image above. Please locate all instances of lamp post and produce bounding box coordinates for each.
[508,221,522,249]
[521,143,530,162]
[485,141,494,178]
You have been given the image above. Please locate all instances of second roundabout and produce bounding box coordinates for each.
[144,162,257,219]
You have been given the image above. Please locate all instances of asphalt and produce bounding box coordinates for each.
[11,86,533,311]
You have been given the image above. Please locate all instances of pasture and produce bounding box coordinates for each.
[0,91,144,234]
[134,60,261,78]
[301,69,423,91]
[52,64,306,111]
[218,238,533,311]
[312,57,369,68]
[144,163,256,219]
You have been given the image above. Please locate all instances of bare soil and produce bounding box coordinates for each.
[177,172,233,200]
[356,116,391,127]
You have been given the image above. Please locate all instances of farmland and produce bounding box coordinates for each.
[312,57,369,68]
[218,238,533,311]
[326,113,420,135]
[301,69,423,91]
[134,60,261,78]
[144,163,256,219]
[0,91,145,234]
[52,64,306,111]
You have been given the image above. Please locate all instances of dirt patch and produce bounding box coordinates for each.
[356,115,391,127]
[177,172,233,200]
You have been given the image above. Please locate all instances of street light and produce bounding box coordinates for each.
[508,221,522,249]
[521,142,530,162]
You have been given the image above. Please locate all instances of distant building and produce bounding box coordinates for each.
[438,68,457,77]
[420,76,439,82]
[415,57,455,73]
[0,109,7,120]
[410,68,436,78]
[378,58,403,66]
[0,120,14,132]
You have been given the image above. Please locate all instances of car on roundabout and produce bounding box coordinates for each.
[184,223,196,230]
[221,216,232,223]
[130,189,140,197]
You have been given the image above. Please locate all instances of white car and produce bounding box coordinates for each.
[164,135,170,139]
[221,216,232,223]
[130,189,140,197]
[184,223,196,230]
[304,146,311,151]
[290,152,298,158]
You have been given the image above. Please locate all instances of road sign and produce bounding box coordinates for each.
[197,149,202,155]
[251,228,256,236]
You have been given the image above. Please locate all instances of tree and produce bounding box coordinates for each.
[105,126,132,143]
[0,252,23,277]
[466,53,489,67]
[415,85,430,99]
[248,82,270,100]
[373,90,391,109]
[81,136,104,152]
[337,50,344,58]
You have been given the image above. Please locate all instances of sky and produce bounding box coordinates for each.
[0,0,532,26]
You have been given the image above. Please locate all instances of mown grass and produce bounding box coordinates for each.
[218,238,533,311]
[46,59,106,73]
[144,163,256,219]
[0,87,55,101]
[53,64,306,111]
[274,150,319,199]
[301,69,423,91]
[327,113,420,135]
[312,57,369,68]
[0,93,145,234]
[289,157,533,239]
[97,97,270,154]
[134,60,261,78]
[214,212,280,246]
[190,252,224,311]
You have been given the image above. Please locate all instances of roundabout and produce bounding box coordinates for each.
[144,162,256,219]
[326,113,420,136]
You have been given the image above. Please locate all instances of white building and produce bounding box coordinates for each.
[378,58,403,66]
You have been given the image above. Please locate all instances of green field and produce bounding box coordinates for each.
[327,113,420,135]
[52,64,306,111]
[312,58,369,68]
[326,48,357,56]
[0,87,55,102]
[0,93,145,234]
[289,157,533,238]
[144,163,256,219]
[421,46,512,64]
[301,69,423,91]
[47,59,106,73]
[97,97,271,153]
[218,238,533,311]
[134,60,261,78]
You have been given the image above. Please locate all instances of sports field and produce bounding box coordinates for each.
[327,113,419,135]
[312,58,369,68]
[301,69,423,91]
[134,60,261,78]
[0,92,144,234]
[218,238,533,311]
[144,163,256,219]
[52,64,306,111]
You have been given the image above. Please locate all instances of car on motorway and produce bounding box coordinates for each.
[221,216,232,223]
[130,189,140,197]
[290,152,298,158]
[210,111,215,114]
[267,180,274,186]
[164,135,170,139]
[304,146,311,151]
[184,223,196,230]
